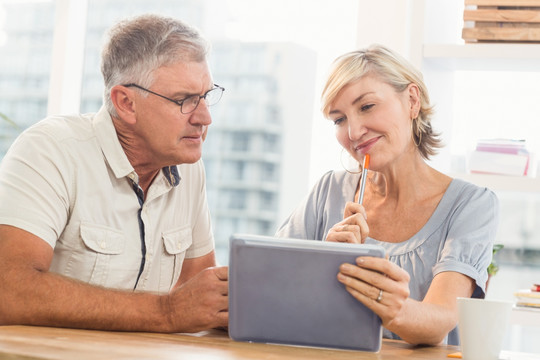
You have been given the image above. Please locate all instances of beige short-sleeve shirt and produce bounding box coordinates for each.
[0,107,214,293]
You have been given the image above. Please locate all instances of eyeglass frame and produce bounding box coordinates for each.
[123,83,225,114]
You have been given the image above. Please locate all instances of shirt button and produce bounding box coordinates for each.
[100,242,106,249]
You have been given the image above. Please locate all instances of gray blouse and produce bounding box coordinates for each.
[275,170,499,345]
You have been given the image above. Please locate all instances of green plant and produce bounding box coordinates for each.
[487,244,504,276]
[0,112,17,128]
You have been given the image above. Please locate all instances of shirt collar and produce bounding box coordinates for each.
[93,106,135,179]
[162,165,181,187]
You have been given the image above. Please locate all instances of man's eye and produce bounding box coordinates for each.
[187,95,199,105]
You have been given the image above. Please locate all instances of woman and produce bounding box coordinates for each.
[276,44,499,346]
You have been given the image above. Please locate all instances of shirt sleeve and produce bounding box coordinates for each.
[0,124,71,247]
[433,184,500,297]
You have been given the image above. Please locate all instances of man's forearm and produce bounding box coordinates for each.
[0,269,171,332]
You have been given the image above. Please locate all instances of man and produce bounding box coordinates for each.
[0,14,228,332]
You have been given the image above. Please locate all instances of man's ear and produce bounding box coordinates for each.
[408,83,421,119]
[111,85,137,124]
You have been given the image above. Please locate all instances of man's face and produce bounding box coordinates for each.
[132,61,214,167]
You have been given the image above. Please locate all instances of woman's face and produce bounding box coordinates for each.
[327,74,419,170]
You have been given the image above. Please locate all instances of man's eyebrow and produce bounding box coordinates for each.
[170,90,193,98]
[171,84,214,98]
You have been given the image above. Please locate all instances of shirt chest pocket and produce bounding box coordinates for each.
[78,222,126,287]
[161,226,193,292]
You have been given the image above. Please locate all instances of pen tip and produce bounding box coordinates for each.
[364,154,370,169]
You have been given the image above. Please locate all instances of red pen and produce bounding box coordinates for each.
[358,154,370,205]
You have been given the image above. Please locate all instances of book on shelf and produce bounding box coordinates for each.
[468,139,535,177]
[514,284,540,309]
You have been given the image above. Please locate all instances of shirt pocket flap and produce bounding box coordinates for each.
[80,222,125,255]
[162,226,193,255]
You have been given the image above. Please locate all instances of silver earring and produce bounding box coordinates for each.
[411,118,421,147]
[340,148,361,174]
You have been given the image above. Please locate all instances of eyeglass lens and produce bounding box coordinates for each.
[182,87,224,114]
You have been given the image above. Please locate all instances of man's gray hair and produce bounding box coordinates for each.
[101,14,210,117]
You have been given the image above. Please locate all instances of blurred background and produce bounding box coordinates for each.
[0,0,538,321]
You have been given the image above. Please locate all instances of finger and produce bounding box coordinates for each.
[337,271,385,305]
[341,209,369,243]
[356,215,369,243]
[345,283,385,308]
[217,280,229,296]
[217,292,229,309]
[339,263,391,295]
[213,266,229,281]
[343,261,393,291]
[355,257,410,283]
[215,310,228,327]
[343,201,367,220]
[326,222,364,243]
[325,230,360,243]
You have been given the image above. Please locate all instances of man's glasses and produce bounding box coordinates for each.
[123,83,225,114]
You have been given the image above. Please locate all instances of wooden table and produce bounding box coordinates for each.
[0,325,460,360]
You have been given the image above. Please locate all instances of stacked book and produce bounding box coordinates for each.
[515,284,540,308]
[468,139,533,177]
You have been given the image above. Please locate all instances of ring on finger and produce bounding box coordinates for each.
[376,288,383,302]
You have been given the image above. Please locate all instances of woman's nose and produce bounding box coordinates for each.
[348,118,367,141]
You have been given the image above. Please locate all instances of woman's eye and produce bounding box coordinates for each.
[333,117,345,125]
[361,104,374,111]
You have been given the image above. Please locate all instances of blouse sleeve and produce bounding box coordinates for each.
[433,184,500,297]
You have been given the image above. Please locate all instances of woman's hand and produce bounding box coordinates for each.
[326,201,369,244]
[337,256,410,328]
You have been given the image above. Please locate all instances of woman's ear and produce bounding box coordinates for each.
[408,83,421,119]
[110,85,137,125]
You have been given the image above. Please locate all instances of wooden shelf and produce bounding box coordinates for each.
[511,306,540,327]
[450,172,540,193]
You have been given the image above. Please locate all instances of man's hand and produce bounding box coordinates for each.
[164,266,228,333]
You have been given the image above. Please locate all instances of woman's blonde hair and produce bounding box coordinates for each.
[321,44,441,159]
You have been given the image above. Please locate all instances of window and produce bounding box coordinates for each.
[263,133,280,153]
[262,163,278,182]
[259,191,276,211]
[223,160,245,181]
[0,0,55,156]
[224,190,246,210]
[230,132,250,152]
[0,0,358,267]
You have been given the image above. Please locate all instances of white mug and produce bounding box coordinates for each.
[457,297,513,360]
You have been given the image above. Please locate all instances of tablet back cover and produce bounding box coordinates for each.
[228,234,384,352]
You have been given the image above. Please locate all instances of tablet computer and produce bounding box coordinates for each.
[228,234,385,352]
